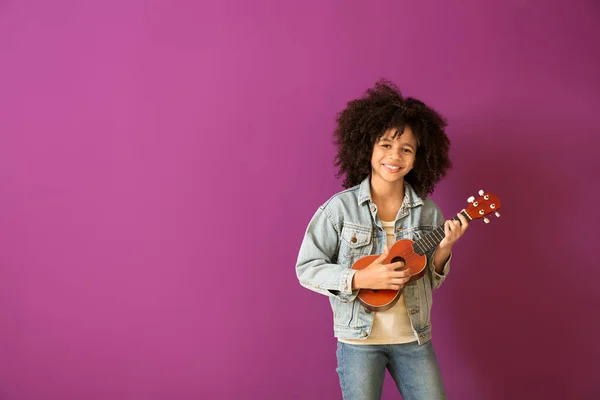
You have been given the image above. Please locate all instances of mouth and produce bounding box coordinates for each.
[382,164,402,173]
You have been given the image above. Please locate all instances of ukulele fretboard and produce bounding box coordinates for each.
[411,211,471,256]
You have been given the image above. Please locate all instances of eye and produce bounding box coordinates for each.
[402,148,413,153]
[381,144,392,149]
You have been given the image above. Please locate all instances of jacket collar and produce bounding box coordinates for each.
[357,175,423,208]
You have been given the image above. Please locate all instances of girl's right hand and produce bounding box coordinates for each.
[352,245,411,290]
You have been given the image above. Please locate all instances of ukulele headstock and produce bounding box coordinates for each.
[465,189,501,224]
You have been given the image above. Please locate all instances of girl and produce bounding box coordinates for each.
[295,80,468,400]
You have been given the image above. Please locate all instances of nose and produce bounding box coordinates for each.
[388,148,402,160]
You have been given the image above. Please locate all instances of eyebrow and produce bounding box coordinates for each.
[380,138,416,150]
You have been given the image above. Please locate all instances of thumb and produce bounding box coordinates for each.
[376,244,389,263]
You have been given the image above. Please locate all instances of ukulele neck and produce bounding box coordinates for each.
[411,210,471,256]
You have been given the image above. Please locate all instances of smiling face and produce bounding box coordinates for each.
[370,126,417,187]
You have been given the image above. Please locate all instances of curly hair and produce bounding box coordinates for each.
[333,79,452,199]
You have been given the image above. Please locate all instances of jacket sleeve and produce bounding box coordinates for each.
[426,205,451,291]
[295,207,359,302]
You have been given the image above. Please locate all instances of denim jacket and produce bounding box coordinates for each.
[295,175,451,344]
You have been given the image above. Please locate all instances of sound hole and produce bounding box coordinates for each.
[391,256,406,271]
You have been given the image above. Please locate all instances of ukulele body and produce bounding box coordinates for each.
[351,238,427,312]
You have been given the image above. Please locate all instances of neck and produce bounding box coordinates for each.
[370,175,405,206]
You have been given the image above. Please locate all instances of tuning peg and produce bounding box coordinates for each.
[483,217,490,224]
[495,212,500,218]
[478,189,484,196]
[467,196,475,203]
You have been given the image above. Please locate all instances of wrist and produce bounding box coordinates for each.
[433,245,452,273]
[436,243,452,255]
[352,269,364,290]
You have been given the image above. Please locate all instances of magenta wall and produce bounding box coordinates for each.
[1,1,599,399]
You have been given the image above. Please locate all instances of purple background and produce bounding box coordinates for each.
[1,1,599,399]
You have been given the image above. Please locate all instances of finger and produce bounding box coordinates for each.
[444,220,452,236]
[390,277,410,287]
[391,266,409,276]
[452,219,464,237]
[457,212,469,230]
[450,220,461,235]
[391,268,411,278]
[376,244,390,263]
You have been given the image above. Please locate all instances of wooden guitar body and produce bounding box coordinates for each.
[351,239,426,311]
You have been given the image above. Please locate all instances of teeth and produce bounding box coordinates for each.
[384,164,400,170]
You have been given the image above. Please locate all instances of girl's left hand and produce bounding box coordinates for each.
[439,212,469,250]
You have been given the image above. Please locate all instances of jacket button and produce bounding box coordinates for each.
[410,309,419,314]
[370,205,376,212]
[351,234,357,243]
[361,330,368,337]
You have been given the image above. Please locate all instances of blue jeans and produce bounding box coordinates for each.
[336,341,446,400]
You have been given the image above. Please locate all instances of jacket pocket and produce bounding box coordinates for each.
[332,298,359,328]
[338,222,373,267]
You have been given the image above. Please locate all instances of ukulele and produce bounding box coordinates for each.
[352,189,501,311]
